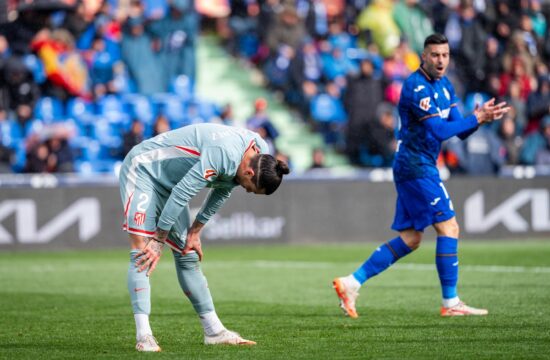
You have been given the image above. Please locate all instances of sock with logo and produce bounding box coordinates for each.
[352,237,412,285]
[436,236,459,306]
[173,250,215,316]
[128,250,152,339]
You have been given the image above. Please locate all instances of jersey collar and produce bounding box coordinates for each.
[418,64,434,82]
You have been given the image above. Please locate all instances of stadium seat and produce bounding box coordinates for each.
[122,94,156,125]
[66,98,95,124]
[310,94,347,124]
[34,97,64,123]
[22,54,46,84]
[464,92,490,113]
[98,94,130,126]
[170,75,194,101]
[153,94,188,125]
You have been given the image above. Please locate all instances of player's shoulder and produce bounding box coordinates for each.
[402,70,431,101]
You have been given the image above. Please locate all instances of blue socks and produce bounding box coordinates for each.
[353,237,412,284]
[128,250,151,314]
[436,236,459,300]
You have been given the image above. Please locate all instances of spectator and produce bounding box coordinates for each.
[24,138,52,173]
[246,97,279,142]
[393,0,434,55]
[497,115,523,165]
[446,1,487,94]
[343,58,383,164]
[1,56,40,111]
[31,29,90,100]
[504,80,528,134]
[461,125,505,175]
[152,114,171,136]
[526,75,550,133]
[362,102,397,167]
[304,0,329,40]
[121,14,165,95]
[535,118,550,165]
[521,115,550,165]
[87,36,118,99]
[47,136,74,173]
[308,147,326,169]
[122,119,144,156]
[266,4,306,54]
[216,103,234,125]
[149,0,199,84]
[356,0,401,57]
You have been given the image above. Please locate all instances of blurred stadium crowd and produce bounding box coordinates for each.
[0,0,550,175]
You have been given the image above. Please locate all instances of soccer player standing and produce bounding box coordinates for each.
[333,34,510,318]
[120,123,289,351]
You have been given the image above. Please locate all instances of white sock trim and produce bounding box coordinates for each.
[442,296,460,308]
[134,313,152,340]
[346,274,361,289]
[199,311,225,336]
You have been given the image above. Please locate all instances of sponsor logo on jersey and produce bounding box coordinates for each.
[438,108,450,119]
[414,85,425,92]
[430,197,441,206]
[204,169,217,180]
[133,212,146,226]
[419,97,431,111]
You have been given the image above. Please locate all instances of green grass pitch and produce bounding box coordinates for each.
[1,241,549,359]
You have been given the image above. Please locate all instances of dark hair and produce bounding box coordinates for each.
[251,154,290,195]
[424,34,449,48]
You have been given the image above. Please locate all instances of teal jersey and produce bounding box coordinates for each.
[120,123,269,231]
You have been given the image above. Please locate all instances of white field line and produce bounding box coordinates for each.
[8,261,550,274]
[201,260,550,274]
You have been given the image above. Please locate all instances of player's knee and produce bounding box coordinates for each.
[434,217,460,238]
[401,232,422,250]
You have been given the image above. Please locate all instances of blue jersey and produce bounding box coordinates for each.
[394,67,463,183]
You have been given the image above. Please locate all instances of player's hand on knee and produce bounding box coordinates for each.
[135,238,164,276]
[183,232,203,261]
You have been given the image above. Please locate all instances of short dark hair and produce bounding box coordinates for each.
[251,154,290,195]
[424,34,449,48]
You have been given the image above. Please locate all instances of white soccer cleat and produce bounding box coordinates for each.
[333,276,360,318]
[440,301,488,317]
[204,329,256,345]
[135,334,161,352]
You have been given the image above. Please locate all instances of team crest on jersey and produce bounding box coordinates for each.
[204,169,217,180]
[419,97,431,111]
[133,212,146,226]
[443,88,450,100]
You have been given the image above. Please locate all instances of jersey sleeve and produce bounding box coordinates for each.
[195,187,233,224]
[407,83,439,122]
[157,146,228,231]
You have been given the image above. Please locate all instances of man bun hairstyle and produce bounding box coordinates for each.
[252,154,290,195]
[424,33,449,48]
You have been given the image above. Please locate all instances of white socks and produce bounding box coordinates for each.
[199,311,225,336]
[345,274,361,290]
[134,314,153,340]
[442,296,460,308]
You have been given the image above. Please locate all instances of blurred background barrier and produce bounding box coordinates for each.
[0,174,548,251]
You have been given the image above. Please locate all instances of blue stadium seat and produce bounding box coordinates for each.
[23,54,46,84]
[153,94,188,124]
[170,74,193,101]
[34,97,64,123]
[464,92,490,113]
[98,94,130,126]
[122,94,156,125]
[66,98,95,124]
[310,94,347,123]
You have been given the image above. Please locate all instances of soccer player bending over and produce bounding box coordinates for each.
[120,123,289,351]
[333,34,510,318]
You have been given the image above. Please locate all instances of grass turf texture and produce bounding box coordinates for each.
[1,241,549,359]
